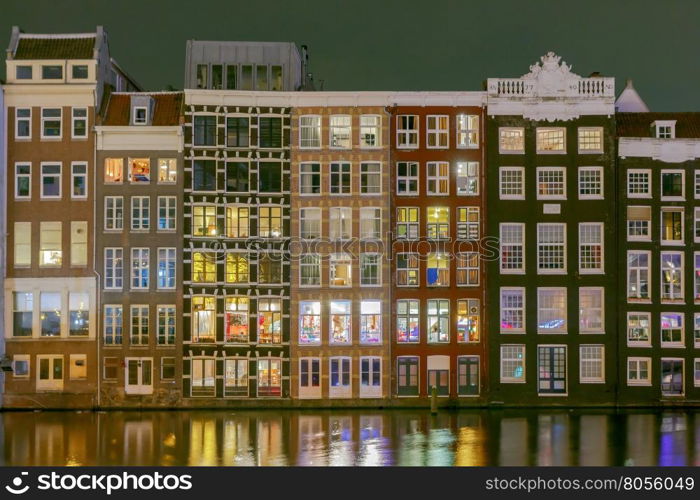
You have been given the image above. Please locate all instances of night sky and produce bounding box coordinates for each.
[2,0,699,111]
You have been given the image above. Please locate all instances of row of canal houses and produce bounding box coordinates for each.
[2,26,699,409]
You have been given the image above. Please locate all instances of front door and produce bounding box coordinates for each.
[458,356,480,396]
[538,346,567,395]
[427,369,449,396]
[125,357,153,395]
[397,357,419,396]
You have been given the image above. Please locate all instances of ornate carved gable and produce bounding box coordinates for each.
[521,52,582,97]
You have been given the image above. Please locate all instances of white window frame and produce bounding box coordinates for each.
[360,253,381,287]
[104,247,123,290]
[396,161,419,196]
[36,355,64,391]
[133,106,148,125]
[627,311,651,347]
[627,250,651,301]
[626,205,651,242]
[299,162,321,196]
[579,287,604,334]
[579,345,605,383]
[14,222,31,268]
[660,312,684,348]
[578,222,604,274]
[456,114,479,149]
[660,207,684,245]
[499,223,525,274]
[396,207,419,240]
[40,107,62,139]
[627,169,651,198]
[131,247,150,290]
[537,223,566,274]
[40,162,62,199]
[500,345,526,383]
[14,162,31,200]
[157,247,176,290]
[537,287,567,334]
[577,166,603,200]
[329,356,352,398]
[329,162,351,195]
[15,107,31,139]
[298,115,321,149]
[499,127,524,154]
[299,254,321,287]
[456,252,480,287]
[157,196,177,231]
[536,127,566,154]
[329,206,352,240]
[627,357,651,386]
[660,169,685,201]
[536,167,566,200]
[577,127,604,154]
[131,196,150,231]
[499,167,524,200]
[359,115,381,148]
[694,170,700,200]
[426,161,449,195]
[660,251,684,302]
[71,161,88,199]
[456,161,479,196]
[329,114,351,149]
[426,115,449,149]
[396,253,419,287]
[71,107,88,139]
[396,114,418,148]
[104,196,124,231]
[359,356,382,398]
[360,162,382,194]
[500,287,525,334]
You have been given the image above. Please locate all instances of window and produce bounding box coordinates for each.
[192,297,216,343]
[157,305,176,345]
[330,357,351,393]
[627,251,650,300]
[360,115,381,147]
[41,108,61,138]
[427,299,449,343]
[255,65,268,90]
[258,161,282,192]
[104,305,123,345]
[426,115,448,148]
[258,253,282,284]
[696,208,700,243]
[695,314,700,347]
[537,167,566,199]
[627,312,650,346]
[70,162,87,198]
[627,169,651,198]
[192,252,216,283]
[655,121,676,139]
[661,313,684,346]
[300,254,321,286]
[397,357,419,396]
[157,248,176,289]
[157,159,177,183]
[130,248,149,289]
[695,170,700,199]
[360,357,382,395]
[579,223,603,273]
[426,207,449,240]
[40,163,61,198]
[131,196,150,231]
[661,359,684,396]
[226,161,249,192]
[360,300,382,344]
[14,222,31,267]
[104,196,124,232]
[225,205,249,238]
[40,293,61,336]
[70,221,87,266]
[258,117,282,148]
[538,346,567,394]
[580,346,604,383]
[299,301,321,345]
[537,223,566,273]
[130,305,149,345]
[225,253,249,283]
[329,207,352,240]
[456,252,480,286]
[396,162,418,195]
[157,197,176,231]
[299,358,321,394]
[71,108,87,138]
[396,300,419,343]
[330,253,352,287]
[396,207,419,239]
[226,116,249,147]
[129,158,150,183]
[500,223,524,273]
[299,207,321,239]
[330,162,351,194]
[257,299,282,344]
[500,345,525,383]
[661,170,684,200]
[12,292,33,337]
[224,358,248,396]
[536,127,565,153]
[360,163,381,194]
[189,358,216,397]
[661,252,683,301]
[15,108,31,139]
[457,299,480,343]
[427,162,449,195]
[104,158,123,183]
[259,206,282,238]
[499,127,524,153]
[661,208,683,244]
[72,65,88,79]
[224,297,249,343]
[330,300,351,344]
[299,115,321,148]
[39,221,62,267]
[37,355,63,391]
[133,106,147,125]
[426,253,449,286]
[192,160,216,191]
[360,253,381,286]
[499,167,524,199]
[193,116,217,146]
[627,357,651,386]
[12,356,29,379]
[104,248,123,289]
[457,207,480,241]
[42,65,62,79]
[500,288,525,333]
[456,162,479,195]
[457,114,479,148]
[627,206,651,241]
[329,115,351,148]
[397,115,418,148]
[192,205,217,237]
[696,253,700,302]
[161,358,176,380]
[537,288,567,333]
[299,163,321,194]
[578,167,603,199]
[579,287,604,333]
[578,127,603,153]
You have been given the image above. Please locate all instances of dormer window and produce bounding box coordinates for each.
[16,65,32,80]
[133,107,148,125]
[72,65,88,79]
[654,120,676,139]
[42,65,63,80]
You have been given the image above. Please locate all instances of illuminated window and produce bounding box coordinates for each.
[224,358,248,397]
[499,127,524,153]
[536,127,566,153]
[396,300,419,343]
[225,205,249,238]
[300,207,321,239]
[456,162,479,195]
[537,167,566,199]
[661,252,683,301]
[329,207,352,240]
[627,250,650,300]
[457,114,479,148]
[427,299,449,343]
[105,158,123,183]
[360,115,381,147]
[426,253,449,286]
[578,127,603,153]
[537,288,567,333]
[299,301,321,345]
[300,254,321,286]
[580,345,604,383]
[397,115,418,148]
[225,253,249,283]
[128,158,150,183]
[192,296,216,343]
[299,115,321,148]
[360,300,381,344]
[579,287,603,333]
[456,252,479,286]
[12,292,33,337]
[500,287,525,333]
[258,253,282,284]
[427,162,449,195]
[537,223,566,272]
[39,221,62,267]
[329,115,351,148]
[192,205,217,237]
[457,207,480,240]
[14,222,31,267]
[457,299,479,343]
[661,313,684,346]
[257,359,281,397]
[330,253,352,287]
[396,253,419,287]
[300,163,321,194]
[258,299,281,344]
[158,158,177,183]
[224,297,249,343]
[627,357,651,386]
[330,300,351,344]
[627,312,650,346]
[40,292,61,337]
[426,115,448,148]
[661,208,683,244]
[259,206,282,238]
[396,207,419,239]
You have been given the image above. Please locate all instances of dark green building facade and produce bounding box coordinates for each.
[485,53,618,406]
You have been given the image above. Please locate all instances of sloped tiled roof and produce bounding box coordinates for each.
[617,112,700,138]
[102,92,184,126]
[14,36,95,59]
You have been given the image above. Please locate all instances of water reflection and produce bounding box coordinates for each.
[3,409,700,466]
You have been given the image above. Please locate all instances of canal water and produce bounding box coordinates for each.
[1,409,698,466]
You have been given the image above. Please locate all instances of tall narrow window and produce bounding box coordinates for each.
[14,222,31,267]
[427,162,449,195]
[259,206,282,238]
[158,158,177,183]
[226,161,249,192]
[258,299,282,344]
[360,253,380,286]
[300,301,321,344]
[537,223,566,273]
[12,292,33,337]
[224,297,248,343]
[299,115,321,148]
[396,207,419,239]
[330,253,352,287]
[457,299,480,343]
[71,162,87,198]
[500,288,525,333]
[427,299,449,343]
[39,221,62,267]
[456,252,480,286]
[360,115,380,147]
[397,300,419,343]
[41,163,61,198]
[130,305,149,345]
[104,305,123,345]
[131,196,150,231]
[500,223,524,273]
[661,252,683,301]
[579,287,604,333]
[457,207,480,240]
[329,115,351,148]
[157,248,176,289]
[537,288,567,333]
[627,251,650,300]
[330,300,351,344]
[579,223,603,273]
[192,297,216,343]
[15,163,31,199]
[661,208,684,244]
[360,163,381,194]
[299,163,321,194]
[157,306,176,345]
[225,253,248,284]
[158,196,177,231]
[131,248,150,289]
[70,221,88,266]
[104,196,123,231]
[329,207,352,240]
[105,158,123,183]
[193,116,217,146]
[456,114,479,148]
[41,108,62,138]
[104,248,123,289]
[360,300,382,344]
[72,108,87,138]
[397,115,418,148]
[396,162,419,195]
[300,254,321,286]
[456,162,479,195]
[426,253,449,286]
[426,115,448,148]
[15,108,31,139]
[330,162,351,194]
[225,205,249,238]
